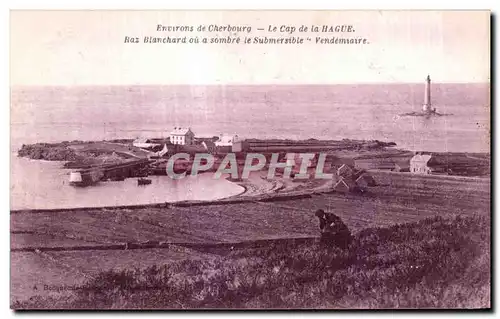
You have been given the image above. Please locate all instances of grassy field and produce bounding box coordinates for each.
[12,215,490,309]
[10,172,490,308]
[11,232,98,249]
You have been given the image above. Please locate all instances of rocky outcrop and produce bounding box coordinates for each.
[18,143,79,161]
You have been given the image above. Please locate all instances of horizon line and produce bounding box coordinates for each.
[10,82,491,88]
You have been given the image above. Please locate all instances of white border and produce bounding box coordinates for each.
[2,0,497,318]
[3,0,500,10]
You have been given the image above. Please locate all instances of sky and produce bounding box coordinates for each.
[10,10,490,85]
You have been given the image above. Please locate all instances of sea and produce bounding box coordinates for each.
[10,84,490,209]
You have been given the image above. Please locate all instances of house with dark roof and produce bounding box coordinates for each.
[356,174,377,188]
[337,164,354,178]
[332,177,357,193]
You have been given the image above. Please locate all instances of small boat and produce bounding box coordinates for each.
[137,178,152,186]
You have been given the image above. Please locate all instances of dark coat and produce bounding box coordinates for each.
[318,213,348,233]
[316,212,352,248]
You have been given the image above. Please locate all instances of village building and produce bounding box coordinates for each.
[215,134,239,147]
[169,127,195,145]
[201,140,216,154]
[215,134,244,152]
[337,164,354,178]
[132,138,161,149]
[331,157,356,174]
[409,152,490,176]
[231,139,248,153]
[356,174,377,188]
[148,144,169,159]
[332,177,357,193]
[393,160,411,172]
[354,157,396,171]
[410,153,433,174]
[352,168,366,181]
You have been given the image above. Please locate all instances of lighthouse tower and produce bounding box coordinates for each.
[422,75,434,113]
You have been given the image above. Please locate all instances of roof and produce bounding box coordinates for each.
[337,164,354,175]
[410,154,432,165]
[133,138,151,144]
[216,134,238,145]
[332,157,356,167]
[356,174,375,182]
[202,140,216,149]
[333,177,356,190]
[170,127,194,136]
[338,163,353,170]
[196,137,219,143]
[356,174,376,186]
[394,160,410,168]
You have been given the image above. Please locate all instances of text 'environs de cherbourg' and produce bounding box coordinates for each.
[123,24,370,45]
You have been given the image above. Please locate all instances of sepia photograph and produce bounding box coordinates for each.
[9,10,491,309]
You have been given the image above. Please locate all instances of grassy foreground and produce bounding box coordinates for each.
[12,215,490,309]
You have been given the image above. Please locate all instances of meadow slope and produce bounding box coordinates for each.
[12,215,490,309]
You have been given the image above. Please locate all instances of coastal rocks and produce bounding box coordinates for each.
[18,143,79,161]
[17,141,147,169]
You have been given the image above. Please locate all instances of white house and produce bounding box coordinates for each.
[215,134,240,146]
[231,139,248,152]
[169,127,195,145]
[133,138,161,149]
[215,134,246,152]
[410,153,433,174]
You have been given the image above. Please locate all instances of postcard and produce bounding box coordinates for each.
[10,10,490,309]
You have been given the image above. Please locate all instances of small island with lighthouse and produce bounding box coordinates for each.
[400,75,453,117]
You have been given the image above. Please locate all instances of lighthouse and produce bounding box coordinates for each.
[422,75,434,113]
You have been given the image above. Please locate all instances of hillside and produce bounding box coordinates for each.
[12,215,490,309]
